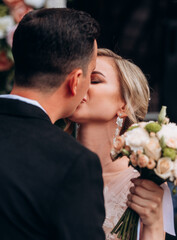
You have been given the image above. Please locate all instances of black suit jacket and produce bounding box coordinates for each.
[0,98,105,240]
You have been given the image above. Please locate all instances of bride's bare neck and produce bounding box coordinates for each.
[77,120,120,170]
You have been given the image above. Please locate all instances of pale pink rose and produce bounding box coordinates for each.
[137,150,143,155]
[0,51,14,71]
[130,152,138,167]
[137,153,149,168]
[147,158,156,169]
[113,136,125,152]
[166,138,177,149]
[144,137,161,160]
[11,2,33,23]
[154,157,173,180]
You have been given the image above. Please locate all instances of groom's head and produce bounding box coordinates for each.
[12,8,99,91]
[11,8,99,120]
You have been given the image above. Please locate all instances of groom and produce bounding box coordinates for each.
[0,8,105,240]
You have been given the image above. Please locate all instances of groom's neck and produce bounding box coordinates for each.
[10,85,67,123]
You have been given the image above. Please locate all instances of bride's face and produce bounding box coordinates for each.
[69,56,125,123]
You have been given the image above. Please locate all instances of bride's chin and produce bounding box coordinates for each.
[68,114,88,124]
[69,106,88,122]
[68,113,81,122]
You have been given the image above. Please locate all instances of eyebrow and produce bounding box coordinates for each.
[92,71,105,78]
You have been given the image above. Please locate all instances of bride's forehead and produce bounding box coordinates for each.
[96,56,116,69]
[95,57,118,78]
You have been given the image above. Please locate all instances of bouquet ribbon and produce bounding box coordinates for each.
[161,183,175,236]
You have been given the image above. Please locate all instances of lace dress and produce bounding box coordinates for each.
[103,165,139,240]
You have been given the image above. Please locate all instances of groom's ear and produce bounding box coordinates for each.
[67,69,83,96]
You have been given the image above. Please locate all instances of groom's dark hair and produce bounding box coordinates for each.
[12,8,100,90]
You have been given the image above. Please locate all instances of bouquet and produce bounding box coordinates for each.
[110,106,177,240]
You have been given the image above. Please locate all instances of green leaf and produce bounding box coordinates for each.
[127,125,139,131]
[121,149,130,156]
[158,106,167,125]
[145,122,162,133]
[163,147,176,161]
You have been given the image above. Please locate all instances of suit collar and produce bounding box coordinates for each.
[0,98,51,122]
[0,94,46,113]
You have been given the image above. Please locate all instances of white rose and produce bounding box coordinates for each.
[24,0,46,9]
[144,137,161,160]
[138,121,149,128]
[157,123,177,149]
[154,157,174,180]
[125,127,150,152]
[46,0,67,8]
[0,16,14,39]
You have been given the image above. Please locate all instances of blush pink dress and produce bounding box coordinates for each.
[103,163,139,240]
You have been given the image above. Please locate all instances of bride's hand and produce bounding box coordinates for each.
[127,178,164,239]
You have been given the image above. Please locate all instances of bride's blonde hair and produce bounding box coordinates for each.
[98,48,150,124]
[65,48,150,133]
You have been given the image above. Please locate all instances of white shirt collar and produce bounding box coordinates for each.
[0,94,46,113]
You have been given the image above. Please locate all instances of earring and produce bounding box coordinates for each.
[113,114,123,144]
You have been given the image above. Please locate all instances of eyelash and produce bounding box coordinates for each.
[91,81,101,84]
[91,77,102,84]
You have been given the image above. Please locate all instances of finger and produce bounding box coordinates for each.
[127,200,151,219]
[129,185,162,201]
[131,178,162,192]
[127,193,152,208]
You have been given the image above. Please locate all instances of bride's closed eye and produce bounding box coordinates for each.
[91,71,106,84]
[91,74,104,84]
[91,78,102,84]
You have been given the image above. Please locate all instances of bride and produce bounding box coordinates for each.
[68,48,174,239]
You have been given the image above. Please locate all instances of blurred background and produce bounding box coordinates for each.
[0,0,177,238]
